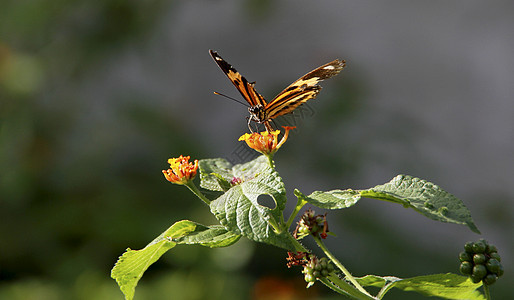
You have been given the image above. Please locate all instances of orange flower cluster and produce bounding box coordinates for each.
[238,126,295,156]
[162,155,198,185]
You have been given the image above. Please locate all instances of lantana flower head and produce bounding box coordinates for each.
[238,126,295,156]
[162,155,199,185]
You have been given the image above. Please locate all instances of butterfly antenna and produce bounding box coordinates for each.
[213,91,250,108]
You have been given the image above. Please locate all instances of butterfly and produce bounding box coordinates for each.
[210,50,346,132]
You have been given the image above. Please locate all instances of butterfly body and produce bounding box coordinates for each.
[248,104,265,120]
[210,50,345,132]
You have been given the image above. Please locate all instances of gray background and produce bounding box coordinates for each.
[1,1,512,299]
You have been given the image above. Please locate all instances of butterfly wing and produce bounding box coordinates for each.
[209,50,267,108]
[265,59,345,119]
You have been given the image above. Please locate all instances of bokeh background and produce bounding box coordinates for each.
[1,1,512,299]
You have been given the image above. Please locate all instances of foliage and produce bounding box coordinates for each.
[112,150,493,299]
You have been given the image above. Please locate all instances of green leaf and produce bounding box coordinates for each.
[174,224,241,248]
[111,220,199,300]
[357,273,484,300]
[320,274,377,300]
[199,156,269,192]
[208,156,296,250]
[302,174,480,233]
[301,189,361,209]
[198,158,233,191]
[361,175,480,233]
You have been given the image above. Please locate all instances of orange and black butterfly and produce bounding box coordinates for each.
[209,50,345,132]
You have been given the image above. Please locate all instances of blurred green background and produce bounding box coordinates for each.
[1,1,512,299]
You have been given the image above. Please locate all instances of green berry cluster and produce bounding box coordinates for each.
[303,257,334,286]
[459,239,504,285]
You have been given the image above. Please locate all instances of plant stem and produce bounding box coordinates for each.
[267,215,283,234]
[285,194,307,229]
[483,284,491,300]
[286,233,308,253]
[314,236,373,298]
[185,181,211,206]
[266,155,275,169]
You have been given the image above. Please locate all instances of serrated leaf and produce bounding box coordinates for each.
[357,273,484,300]
[302,189,361,209]
[111,220,198,300]
[301,174,480,233]
[174,224,241,248]
[355,274,400,286]
[199,158,233,191]
[361,175,480,233]
[209,156,296,250]
[199,156,269,191]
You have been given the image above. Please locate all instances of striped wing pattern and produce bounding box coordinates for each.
[265,59,345,119]
[209,50,267,108]
[210,49,345,130]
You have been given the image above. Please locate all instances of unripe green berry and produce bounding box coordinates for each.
[489,252,501,262]
[312,270,321,278]
[299,226,310,234]
[314,262,322,271]
[327,263,334,272]
[486,259,501,274]
[303,266,313,274]
[321,269,329,277]
[472,264,487,279]
[460,261,473,275]
[472,241,486,253]
[478,238,489,246]
[497,264,504,277]
[473,254,486,264]
[487,244,497,254]
[464,241,474,253]
[483,274,497,286]
[320,258,328,269]
[470,275,482,283]
[459,251,472,262]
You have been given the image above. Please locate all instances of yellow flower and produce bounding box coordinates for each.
[238,126,295,156]
[162,155,199,185]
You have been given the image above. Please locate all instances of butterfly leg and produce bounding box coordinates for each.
[247,117,255,133]
[264,121,274,132]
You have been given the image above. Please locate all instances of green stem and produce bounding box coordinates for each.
[267,215,283,234]
[265,154,275,168]
[376,283,392,299]
[287,233,308,253]
[279,214,288,233]
[185,181,211,206]
[314,236,373,298]
[483,284,491,300]
[285,195,307,229]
